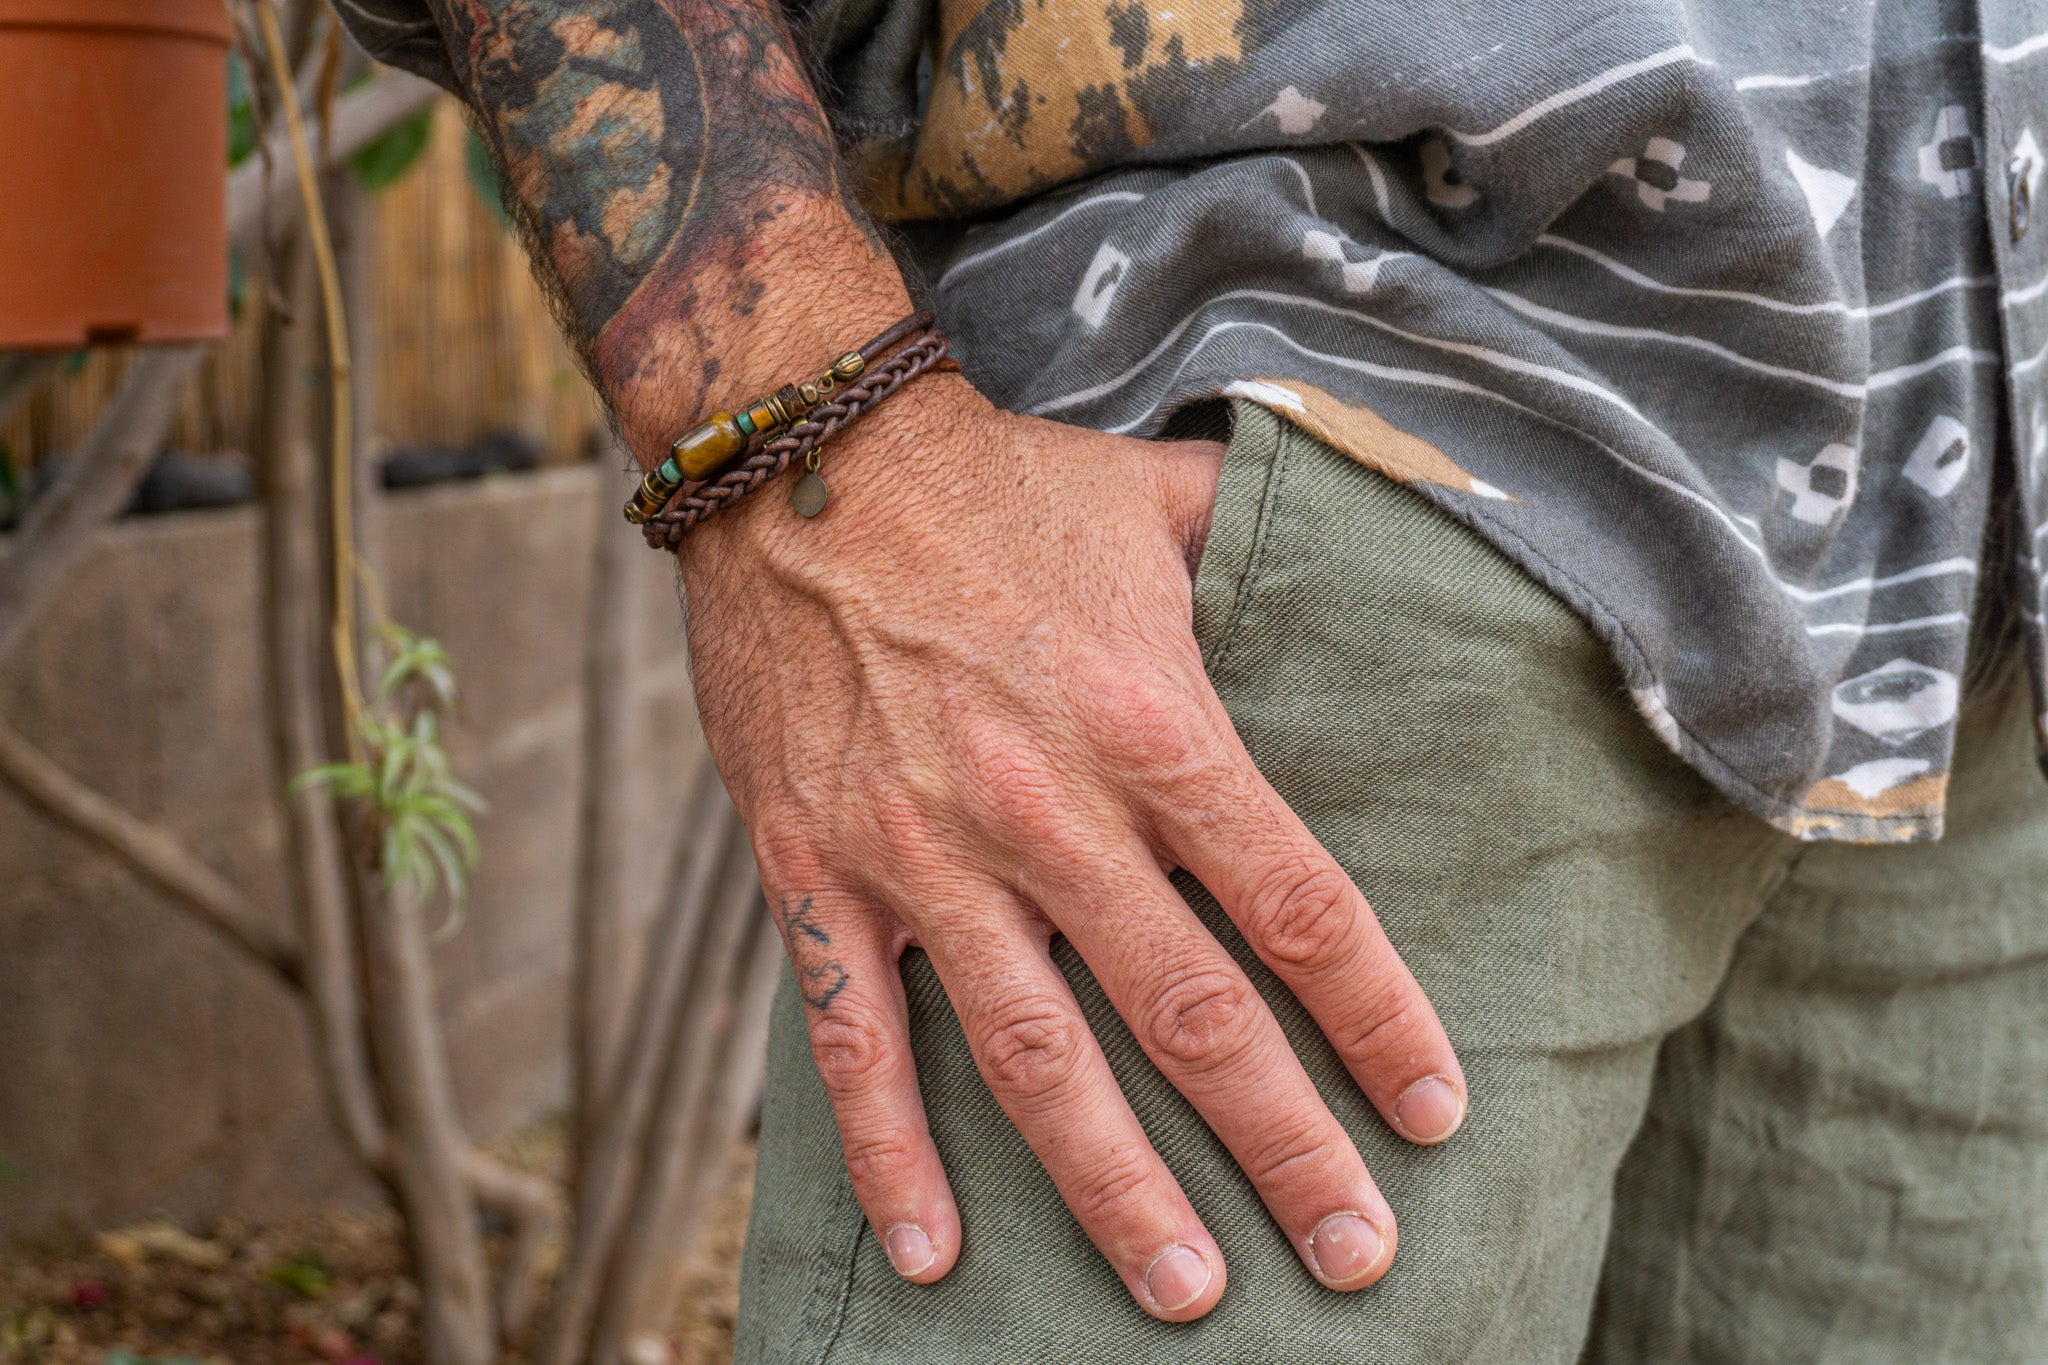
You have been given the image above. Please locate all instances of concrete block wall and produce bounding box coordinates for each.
[0,465,703,1240]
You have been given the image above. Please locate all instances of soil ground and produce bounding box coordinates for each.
[0,1138,756,1365]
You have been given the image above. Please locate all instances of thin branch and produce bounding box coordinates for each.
[257,234,390,1173]
[252,0,368,757]
[0,716,303,986]
[539,763,737,1365]
[353,869,498,1365]
[624,901,781,1345]
[586,830,765,1364]
[570,451,646,1180]
[463,1150,560,1341]
[0,346,207,670]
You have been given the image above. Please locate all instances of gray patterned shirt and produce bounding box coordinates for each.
[346,0,2048,842]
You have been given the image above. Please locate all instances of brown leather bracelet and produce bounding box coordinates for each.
[629,312,953,551]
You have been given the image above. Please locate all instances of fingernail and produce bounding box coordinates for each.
[1144,1245,1212,1311]
[1395,1074,1466,1143]
[1308,1213,1386,1286]
[884,1222,937,1277]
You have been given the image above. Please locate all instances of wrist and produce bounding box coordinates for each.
[672,368,995,580]
[598,195,916,471]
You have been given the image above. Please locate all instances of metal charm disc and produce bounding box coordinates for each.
[792,470,830,517]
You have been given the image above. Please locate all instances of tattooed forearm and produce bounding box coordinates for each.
[776,895,849,1010]
[418,0,894,450]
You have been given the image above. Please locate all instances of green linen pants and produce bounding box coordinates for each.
[735,404,2048,1363]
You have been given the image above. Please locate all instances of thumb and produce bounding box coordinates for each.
[1146,436,1226,583]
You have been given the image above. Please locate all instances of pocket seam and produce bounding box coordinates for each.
[1204,415,1294,682]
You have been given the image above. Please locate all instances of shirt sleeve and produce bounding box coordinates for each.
[330,0,462,94]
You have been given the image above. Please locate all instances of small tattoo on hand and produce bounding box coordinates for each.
[778,895,848,1009]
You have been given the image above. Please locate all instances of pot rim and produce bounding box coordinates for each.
[0,0,231,44]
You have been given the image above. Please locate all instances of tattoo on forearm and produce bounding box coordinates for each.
[422,0,855,401]
[776,894,848,1010]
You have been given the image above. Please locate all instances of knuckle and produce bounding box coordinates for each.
[975,995,1088,1108]
[1336,989,1422,1067]
[808,1008,891,1097]
[1241,1113,1337,1187]
[751,813,825,885]
[1067,1149,1160,1227]
[1139,965,1264,1073]
[1244,858,1361,972]
[1070,655,1209,778]
[858,782,951,874]
[840,1131,923,1191]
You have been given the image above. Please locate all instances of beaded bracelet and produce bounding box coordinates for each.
[625,312,952,548]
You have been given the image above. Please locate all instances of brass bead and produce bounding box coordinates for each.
[831,351,865,381]
[797,380,820,406]
[623,471,670,524]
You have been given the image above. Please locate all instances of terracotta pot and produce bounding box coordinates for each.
[0,0,231,347]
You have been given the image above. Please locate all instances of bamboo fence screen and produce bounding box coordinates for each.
[2,98,602,474]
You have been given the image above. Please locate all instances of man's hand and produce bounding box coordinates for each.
[679,371,1468,1319]
[399,0,1465,1320]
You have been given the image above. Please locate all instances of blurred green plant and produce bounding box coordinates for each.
[105,1352,202,1365]
[349,107,436,191]
[265,1249,333,1300]
[293,624,484,939]
[228,50,259,168]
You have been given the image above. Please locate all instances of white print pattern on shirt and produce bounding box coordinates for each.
[1831,660,1960,744]
[1071,243,1130,328]
[1486,289,1865,397]
[1902,415,1972,497]
[1829,757,1932,798]
[1242,86,1326,135]
[1609,138,1712,210]
[1776,443,1860,524]
[1806,612,1970,638]
[1917,105,1981,197]
[1785,147,1859,237]
[1446,44,1697,146]
[938,191,1144,289]
[1983,31,2048,64]
[1537,234,1992,319]
[1301,229,1411,294]
[1421,140,1477,208]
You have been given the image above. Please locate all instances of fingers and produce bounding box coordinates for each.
[921,902,1230,1321]
[774,889,961,1284]
[1156,759,1469,1148]
[1042,846,1398,1291]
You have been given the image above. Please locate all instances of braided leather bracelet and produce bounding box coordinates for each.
[627,312,952,550]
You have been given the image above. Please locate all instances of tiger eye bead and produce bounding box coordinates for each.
[671,412,749,480]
